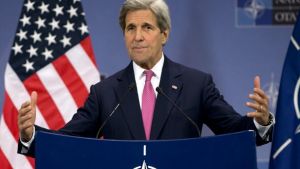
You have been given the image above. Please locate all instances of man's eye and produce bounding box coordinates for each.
[126,26,135,31]
[144,25,152,30]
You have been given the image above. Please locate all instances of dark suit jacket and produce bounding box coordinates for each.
[18,57,270,157]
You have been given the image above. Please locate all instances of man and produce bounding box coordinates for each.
[18,0,274,157]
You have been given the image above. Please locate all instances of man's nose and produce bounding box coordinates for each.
[134,28,144,41]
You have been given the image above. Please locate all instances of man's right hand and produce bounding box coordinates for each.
[18,91,37,142]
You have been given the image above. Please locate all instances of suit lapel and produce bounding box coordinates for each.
[114,63,146,140]
[150,58,183,139]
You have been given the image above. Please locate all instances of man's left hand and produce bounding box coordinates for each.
[246,76,270,126]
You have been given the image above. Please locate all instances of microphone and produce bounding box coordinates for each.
[156,87,201,137]
[96,83,136,139]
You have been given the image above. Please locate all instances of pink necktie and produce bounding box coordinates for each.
[142,70,155,140]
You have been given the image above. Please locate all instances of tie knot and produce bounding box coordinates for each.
[144,70,154,82]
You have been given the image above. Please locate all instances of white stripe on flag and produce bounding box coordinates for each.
[272,138,292,159]
[291,36,300,51]
[0,118,32,169]
[66,44,100,91]
[37,63,78,122]
[5,64,48,128]
[296,124,300,134]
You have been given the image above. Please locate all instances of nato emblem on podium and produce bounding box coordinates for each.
[133,145,156,169]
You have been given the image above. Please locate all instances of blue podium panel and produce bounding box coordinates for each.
[36,131,257,169]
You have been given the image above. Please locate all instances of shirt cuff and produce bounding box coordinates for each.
[20,126,35,148]
[253,112,275,140]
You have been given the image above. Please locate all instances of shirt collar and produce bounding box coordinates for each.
[133,53,165,80]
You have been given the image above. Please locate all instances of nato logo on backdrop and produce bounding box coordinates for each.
[236,0,300,27]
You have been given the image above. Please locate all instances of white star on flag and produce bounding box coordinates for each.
[53,4,64,17]
[20,14,31,27]
[16,29,28,41]
[79,23,88,35]
[60,35,71,47]
[49,18,60,30]
[12,42,23,55]
[67,6,78,18]
[38,2,49,14]
[64,21,75,33]
[35,17,46,29]
[42,48,54,60]
[30,31,42,43]
[24,0,35,12]
[45,33,57,45]
[26,45,38,58]
[22,59,35,72]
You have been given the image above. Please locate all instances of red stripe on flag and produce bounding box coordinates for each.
[23,74,65,130]
[27,157,35,168]
[0,148,13,169]
[80,36,97,66]
[2,92,19,140]
[52,55,89,107]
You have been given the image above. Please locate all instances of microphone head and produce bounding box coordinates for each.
[156,87,162,93]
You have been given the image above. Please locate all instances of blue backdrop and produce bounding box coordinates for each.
[0,0,293,168]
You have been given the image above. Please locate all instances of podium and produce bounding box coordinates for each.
[36,131,257,169]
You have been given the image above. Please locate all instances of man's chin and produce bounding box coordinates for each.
[130,55,146,63]
[131,58,150,68]
[132,59,146,65]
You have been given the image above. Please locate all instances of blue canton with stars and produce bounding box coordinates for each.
[10,0,89,81]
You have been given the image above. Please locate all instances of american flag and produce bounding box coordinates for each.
[0,0,100,168]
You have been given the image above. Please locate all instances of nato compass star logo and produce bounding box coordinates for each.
[133,145,156,169]
[292,76,300,135]
[244,0,265,19]
[236,0,273,27]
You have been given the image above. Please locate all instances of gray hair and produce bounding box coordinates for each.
[119,0,171,33]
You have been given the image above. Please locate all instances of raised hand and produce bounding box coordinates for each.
[246,76,270,126]
[18,91,37,142]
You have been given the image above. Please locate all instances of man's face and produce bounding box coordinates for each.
[124,9,169,69]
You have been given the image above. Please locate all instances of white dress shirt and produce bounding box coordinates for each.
[133,54,164,109]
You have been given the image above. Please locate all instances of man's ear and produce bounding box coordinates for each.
[161,29,170,45]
